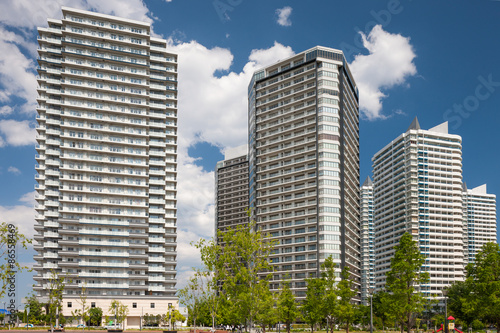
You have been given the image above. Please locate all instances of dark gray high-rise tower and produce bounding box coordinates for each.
[248,46,361,299]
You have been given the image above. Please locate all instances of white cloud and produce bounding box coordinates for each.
[276,6,293,27]
[249,41,295,69]
[19,191,36,206]
[350,25,417,120]
[0,0,296,283]
[0,204,35,239]
[0,0,157,113]
[7,166,21,175]
[0,120,36,146]
[168,40,294,148]
[168,41,294,280]
[0,106,14,116]
[0,27,38,114]
[0,0,154,29]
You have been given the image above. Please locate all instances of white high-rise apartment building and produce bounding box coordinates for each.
[372,119,464,298]
[34,7,178,325]
[360,176,374,305]
[463,184,497,263]
[248,46,361,299]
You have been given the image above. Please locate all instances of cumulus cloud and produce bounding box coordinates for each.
[0,203,36,239]
[0,106,14,116]
[0,0,157,114]
[168,40,294,148]
[350,25,417,120]
[0,120,36,146]
[167,41,294,279]
[19,191,36,206]
[0,0,154,29]
[0,27,38,114]
[7,166,21,175]
[276,6,293,27]
[249,41,295,69]
[0,0,296,284]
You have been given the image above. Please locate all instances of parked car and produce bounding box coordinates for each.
[24,324,34,328]
[104,325,122,330]
[77,324,86,328]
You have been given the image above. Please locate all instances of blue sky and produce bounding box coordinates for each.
[0,0,499,304]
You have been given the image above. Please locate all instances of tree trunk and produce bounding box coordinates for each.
[346,321,350,333]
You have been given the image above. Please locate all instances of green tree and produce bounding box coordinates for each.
[193,237,221,330]
[464,242,500,332]
[108,300,128,329]
[254,284,278,333]
[71,284,90,331]
[385,232,429,333]
[179,273,205,332]
[88,307,102,327]
[143,313,160,327]
[0,223,32,298]
[336,267,357,333]
[445,281,474,328]
[216,220,276,331]
[278,280,300,333]
[321,256,338,333]
[302,278,325,333]
[169,309,186,329]
[47,270,66,332]
[26,294,44,325]
[184,212,277,331]
[354,305,370,329]
[372,292,391,329]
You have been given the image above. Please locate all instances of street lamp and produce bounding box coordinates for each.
[442,288,449,333]
[369,288,374,333]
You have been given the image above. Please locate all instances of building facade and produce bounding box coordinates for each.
[463,184,497,263]
[248,46,361,299]
[360,176,375,305]
[215,145,250,239]
[372,119,464,298]
[34,7,178,326]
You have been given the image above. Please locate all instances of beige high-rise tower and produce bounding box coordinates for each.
[34,7,178,326]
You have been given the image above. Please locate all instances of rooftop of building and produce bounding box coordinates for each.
[372,117,462,161]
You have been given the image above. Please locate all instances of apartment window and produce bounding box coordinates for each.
[150,303,155,309]
[132,303,137,309]
[91,302,96,308]
[67,302,72,308]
